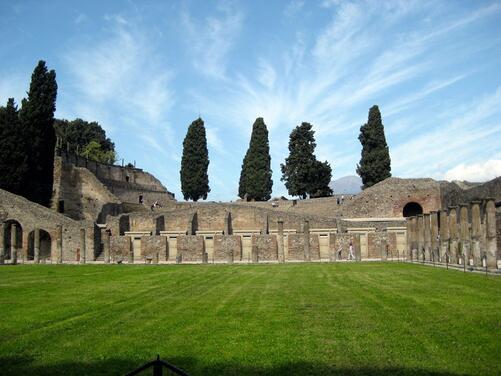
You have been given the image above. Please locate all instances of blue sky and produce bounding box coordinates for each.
[1,0,501,201]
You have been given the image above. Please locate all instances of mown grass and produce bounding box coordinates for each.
[0,263,500,375]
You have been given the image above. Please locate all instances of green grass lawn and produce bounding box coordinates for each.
[0,263,500,376]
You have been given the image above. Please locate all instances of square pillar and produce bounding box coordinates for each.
[439,210,449,262]
[470,201,482,266]
[424,213,431,261]
[303,220,310,262]
[80,228,86,264]
[430,211,439,261]
[459,204,471,265]
[0,222,5,264]
[34,228,40,264]
[56,225,63,264]
[11,223,18,265]
[128,236,134,264]
[277,220,284,263]
[448,207,458,264]
[103,230,111,264]
[485,198,497,268]
[417,215,425,261]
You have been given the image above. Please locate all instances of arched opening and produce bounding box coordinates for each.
[28,229,52,261]
[403,202,423,217]
[3,220,23,260]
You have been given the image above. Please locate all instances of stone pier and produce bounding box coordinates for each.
[56,224,63,264]
[128,236,134,264]
[303,220,310,261]
[34,228,40,264]
[424,213,431,261]
[11,223,17,265]
[0,222,5,264]
[459,204,470,265]
[439,210,449,262]
[470,201,482,266]
[430,211,438,261]
[417,214,424,261]
[104,231,111,264]
[448,207,458,264]
[80,228,86,264]
[277,220,284,263]
[485,198,497,268]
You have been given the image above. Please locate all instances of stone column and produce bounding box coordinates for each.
[103,231,110,264]
[430,211,438,261]
[424,213,431,261]
[277,220,284,263]
[56,225,63,264]
[224,211,232,235]
[410,216,418,260]
[470,201,482,266]
[405,218,412,261]
[417,215,424,261]
[34,228,40,264]
[128,236,134,264]
[354,234,361,261]
[80,228,86,264]
[303,220,310,262]
[381,237,387,261]
[459,204,471,265]
[10,223,17,265]
[448,207,458,264]
[485,198,497,268]
[262,214,269,235]
[439,210,449,262]
[0,222,5,264]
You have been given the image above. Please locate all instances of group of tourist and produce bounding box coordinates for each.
[336,241,356,260]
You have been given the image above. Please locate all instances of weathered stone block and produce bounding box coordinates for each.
[252,235,278,261]
[287,234,320,261]
[177,235,205,262]
[141,236,168,262]
[213,235,241,262]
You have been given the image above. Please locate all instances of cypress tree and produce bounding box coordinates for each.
[180,117,210,201]
[0,99,28,195]
[19,60,58,206]
[281,122,332,199]
[356,105,391,189]
[238,117,273,201]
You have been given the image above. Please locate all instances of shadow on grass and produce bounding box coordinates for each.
[0,356,462,376]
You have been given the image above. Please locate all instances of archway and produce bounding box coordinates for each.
[28,229,52,261]
[3,220,23,260]
[403,202,423,217]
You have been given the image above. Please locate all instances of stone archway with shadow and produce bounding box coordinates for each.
[403,202,423,217]
[3,219,23,261]
[28,229,52,261]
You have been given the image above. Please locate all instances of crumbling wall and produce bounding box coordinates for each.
[213,235,241,262]
[251,235,278,261]
[177,235,205,262]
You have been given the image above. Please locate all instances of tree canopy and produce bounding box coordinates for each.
[281,122,332,199]
[238,117,273,201]
[54,118,116,163]
[356,105,391,189]
[180,118,210,201]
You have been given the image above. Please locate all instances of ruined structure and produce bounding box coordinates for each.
[1,152,500,270]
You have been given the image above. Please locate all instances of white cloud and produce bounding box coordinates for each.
[444,160,501,182]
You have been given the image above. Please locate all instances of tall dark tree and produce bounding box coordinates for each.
[19,60,58,206]
[180,117,210,201]
[0,99,28,195]
[356,105,391,189]
[281,122,332,199]
[238,117,273,201]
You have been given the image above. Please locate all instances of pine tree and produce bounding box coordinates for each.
[180,117,210,201]
[356,105,391,189]
[18,61,58,206]
[238,117,273,201]
[0,99,28,195]
[281,122,332,199]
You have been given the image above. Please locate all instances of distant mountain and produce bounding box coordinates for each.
[329,175,362,195]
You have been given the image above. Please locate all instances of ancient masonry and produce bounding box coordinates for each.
[1,154,500,269]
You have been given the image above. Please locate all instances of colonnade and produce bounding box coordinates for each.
[406,198,497,268]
